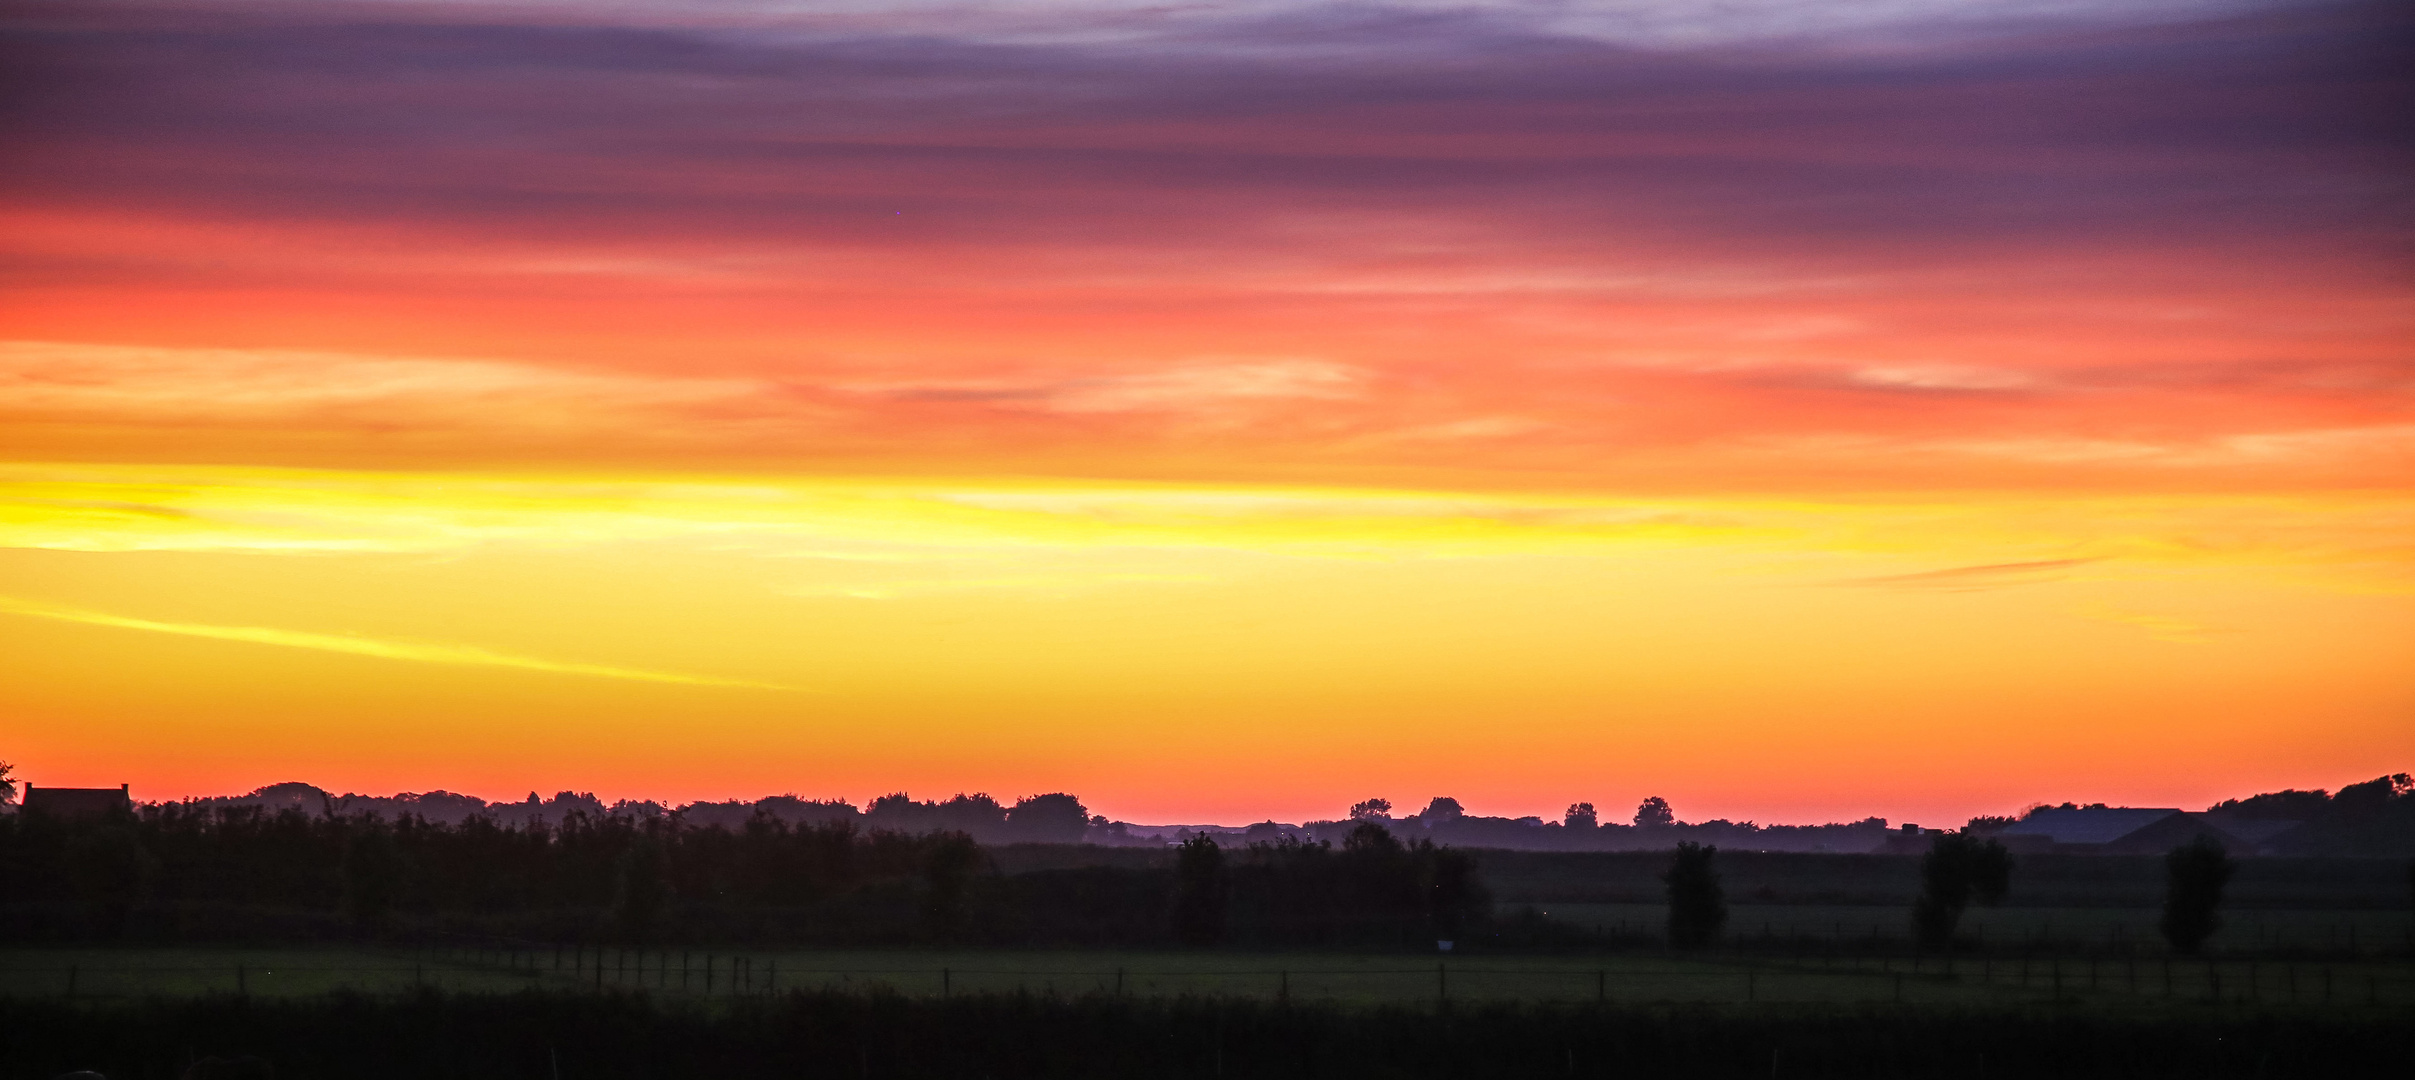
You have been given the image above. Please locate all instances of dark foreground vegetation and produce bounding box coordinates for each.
[3,988,2406,1080]
[7,798,2414,958]
[0,806,1483,949]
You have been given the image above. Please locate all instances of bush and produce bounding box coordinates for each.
[1911,832,2011,949]
[2159,836,2232,955]
[1663,842,1725,950]
[1171,834,1228,946]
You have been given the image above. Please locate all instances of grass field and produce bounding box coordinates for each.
[1530,902,2415,954]
[6,946,2410,1015]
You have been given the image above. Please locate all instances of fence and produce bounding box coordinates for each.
[5,946,2411,1011]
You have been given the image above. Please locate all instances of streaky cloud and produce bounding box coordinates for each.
[0,594,795,690]
[1847,557,2094,590]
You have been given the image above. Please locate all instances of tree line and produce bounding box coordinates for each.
[0,803,1486,949]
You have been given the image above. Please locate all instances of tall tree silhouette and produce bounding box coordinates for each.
[1663,841,1726,949]
[65,826,153,940]
[339,821,406,933]
[1005,793,1089,843]
[1912,831,2011,948]
[919,832,982,942]
[1634,796,1675,829]
[610,835,672,944]
[1563,802,1597,830]
[1349,798,1392,820]
[2159,835,2232,955]
[1170,834,1228,946]
[1424,844,1480,944]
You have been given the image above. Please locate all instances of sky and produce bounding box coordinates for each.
[0,0,2408,827]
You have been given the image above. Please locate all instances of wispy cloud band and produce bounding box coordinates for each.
[0,594,793,690]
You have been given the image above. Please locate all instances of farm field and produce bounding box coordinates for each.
[5,946,2409,1015]
[1529,902,2415,955]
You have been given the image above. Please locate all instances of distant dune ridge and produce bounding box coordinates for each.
[150,774,2415,857]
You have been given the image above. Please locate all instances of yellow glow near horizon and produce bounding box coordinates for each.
[2,462,2408,824]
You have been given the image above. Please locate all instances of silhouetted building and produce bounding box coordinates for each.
[22,783,132,820]
[2001,806,2250,854]
[2004,806,2180,846]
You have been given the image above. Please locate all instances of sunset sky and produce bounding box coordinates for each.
[2,0,2409,826]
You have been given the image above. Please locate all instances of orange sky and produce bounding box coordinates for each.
[1,0,2409,825]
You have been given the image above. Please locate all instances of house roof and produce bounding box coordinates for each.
[2001,807,2180,845]
[22,784,133,820]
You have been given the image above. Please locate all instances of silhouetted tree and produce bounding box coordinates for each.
[1663,841,1725,949]
[609,835,672,944]
[919,832,982,941]
[1424,844,1481,943]
[1005,793,1090,843]
[1170,834,1228,946]
[1343,820,1402,856]
[65,825,154,939]
[1349,798,1392,820]
[2159,835,2232,955]
[1635,796,1675,829]
[338,821,406,933]
[1912,832,2011,948]
[1417,797,1465,824]
[0,760,15,808]
[1563,803,1597,830]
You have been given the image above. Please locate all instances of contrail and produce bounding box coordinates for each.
[0,594,792,691]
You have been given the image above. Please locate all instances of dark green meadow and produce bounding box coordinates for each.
[6,986,2413,1080]
[5,805,2411,1077]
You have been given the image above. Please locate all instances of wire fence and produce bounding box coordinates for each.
[6,946,2411,1011]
